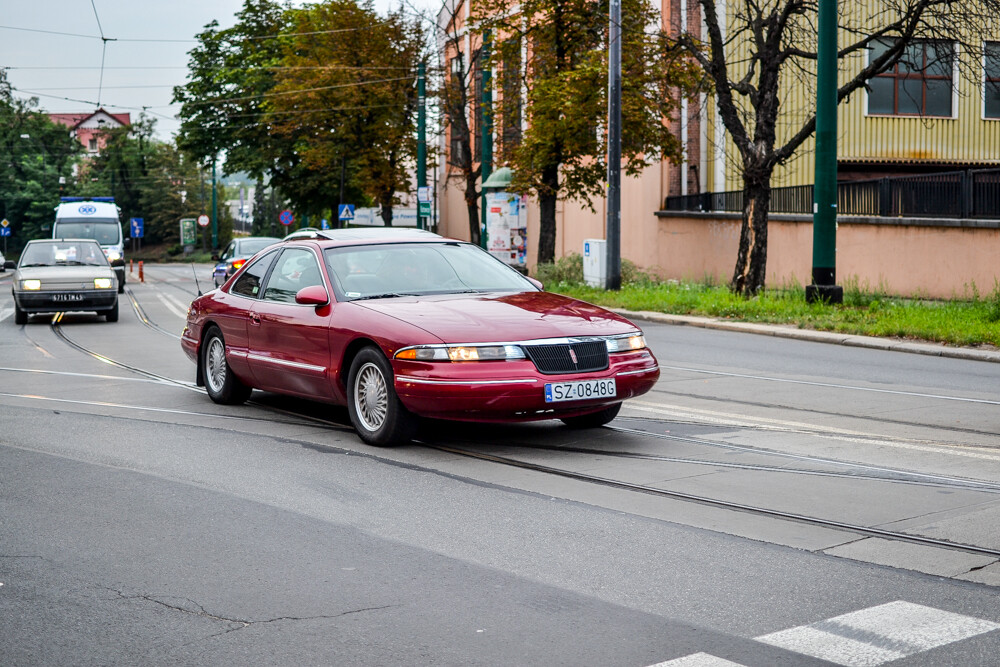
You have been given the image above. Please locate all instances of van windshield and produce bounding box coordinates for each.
[54,220,121,245]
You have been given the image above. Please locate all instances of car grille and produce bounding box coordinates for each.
[523,341,609,375]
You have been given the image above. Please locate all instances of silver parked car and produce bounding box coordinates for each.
[12,239,119,324]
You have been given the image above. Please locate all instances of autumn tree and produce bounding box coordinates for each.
[674,0,1000,296]
[474,0,698,264]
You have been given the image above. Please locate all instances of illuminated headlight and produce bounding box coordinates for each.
[605,333,647,352]
[94,278,114,289]
[396,344,526,362]
[22,279,41,290]
[105,249,122,261]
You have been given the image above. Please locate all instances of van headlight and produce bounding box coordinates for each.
[105,249,122,261]
[94,278,113,289]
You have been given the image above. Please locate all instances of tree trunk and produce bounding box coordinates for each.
[380,191,394,226]
[730,169,771,297]
[464,169,480,246]
[537,164,559,264]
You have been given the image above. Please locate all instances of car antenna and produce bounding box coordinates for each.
[191,263,203,296]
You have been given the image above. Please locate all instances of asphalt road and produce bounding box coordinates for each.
[2,263,999,666]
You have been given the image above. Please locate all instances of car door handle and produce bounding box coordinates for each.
[249,313,261,326]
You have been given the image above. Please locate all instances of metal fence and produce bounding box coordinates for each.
[664,168,1000,219]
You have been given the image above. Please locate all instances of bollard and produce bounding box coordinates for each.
[130,258,133,274]
[139,261,144,283]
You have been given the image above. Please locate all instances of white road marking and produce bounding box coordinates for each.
[0,307,11,322]
[156,292,189,319]
[755,601,1000,666]
[648,653,746,666]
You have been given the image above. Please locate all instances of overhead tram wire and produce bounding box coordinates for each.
[89,0,115,109]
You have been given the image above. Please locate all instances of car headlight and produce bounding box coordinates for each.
[94,278,113,289]
[395,344,526,362]
[22,279,41,290]
[105,249,122,261]
[605,333,647,352]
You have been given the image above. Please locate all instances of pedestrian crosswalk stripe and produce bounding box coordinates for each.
[649,601,999,667]
[648,653,745,666]
[755,600,1000,666]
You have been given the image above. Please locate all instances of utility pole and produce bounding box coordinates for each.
[417,61,427,230]
[605,0,622,290]
[479,31,493,250]
[806,0,843,303]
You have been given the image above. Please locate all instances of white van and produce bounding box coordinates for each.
[53,197,126,292]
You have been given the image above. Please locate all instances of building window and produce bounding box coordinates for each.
[986,41,1000,119]
[868,39,954,117]
[88,137,98,152]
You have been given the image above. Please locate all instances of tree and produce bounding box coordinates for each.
[474,0,698,264]
[675,0,1000,296]
[0,71,80,248]
[437,2,485,245]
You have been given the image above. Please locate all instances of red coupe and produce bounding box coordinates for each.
[181,229,660,446]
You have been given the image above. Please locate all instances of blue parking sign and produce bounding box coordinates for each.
[130,217,144,238]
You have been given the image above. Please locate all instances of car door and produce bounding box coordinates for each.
[219,248,279,382]
[246,247,334,399]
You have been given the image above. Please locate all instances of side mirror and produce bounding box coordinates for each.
[3,260,14,270]
[295,285,330,306]
[527,277,543,290]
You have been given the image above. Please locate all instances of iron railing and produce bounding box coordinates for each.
[664,168,1000,219]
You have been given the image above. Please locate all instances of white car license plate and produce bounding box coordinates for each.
[53,294,84,302]
[544,378,616,403]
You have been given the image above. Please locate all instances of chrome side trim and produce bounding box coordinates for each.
[246,353,326,373]
[396,375,537,386]
[616,365,659,377]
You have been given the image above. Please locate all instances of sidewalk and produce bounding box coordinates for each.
[615,309,1000,364]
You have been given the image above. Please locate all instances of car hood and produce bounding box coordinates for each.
[15,265,114,282]
[352,291,639,343]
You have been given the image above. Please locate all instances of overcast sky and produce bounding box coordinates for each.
[1,0,436,139]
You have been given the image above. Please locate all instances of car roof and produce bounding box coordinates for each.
[29,238,102,245]
[283,227,445,245]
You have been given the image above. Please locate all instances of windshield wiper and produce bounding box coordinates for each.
[352,292,407,301]
[20,263,51,267]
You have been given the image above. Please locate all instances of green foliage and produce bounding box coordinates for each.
[534,252,653,288]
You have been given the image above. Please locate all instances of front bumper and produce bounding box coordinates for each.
[393,349,659,422]
[14,289,118,313]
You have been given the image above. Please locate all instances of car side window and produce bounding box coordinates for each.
[221,241,236,261]
[262,248,324,304]
[230,249,278,298]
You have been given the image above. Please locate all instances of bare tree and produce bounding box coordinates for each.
[675,0,1000,296]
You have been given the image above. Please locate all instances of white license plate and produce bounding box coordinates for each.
[52,294,84,302]
[544,378,616,403]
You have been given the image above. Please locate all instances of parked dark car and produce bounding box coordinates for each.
[182,229,660,446]
[212,236,281,288]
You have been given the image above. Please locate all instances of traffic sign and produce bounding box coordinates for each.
[418,201,432,216]
[338,204,355,221]
[130,217,144,239]
[417,186,432,203]
[279,209,294,226]
[1,218,9,228]
[0,227,10,237]
[197,214,210,228]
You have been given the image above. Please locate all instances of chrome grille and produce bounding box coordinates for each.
[523,341,608,375]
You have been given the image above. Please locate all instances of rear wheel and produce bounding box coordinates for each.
[347,347,417,446]
[105,300,119,322]
[202,325,252,404]
[560,402,622,429]
[118,271,125,294]
[14,302,27,325]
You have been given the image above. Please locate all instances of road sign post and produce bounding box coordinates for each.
[1,218,9,253]
[130,217,144,253]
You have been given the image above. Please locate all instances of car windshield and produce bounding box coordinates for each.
[20,242,110,267]
[53,221,121,245]
[324,242,534,299]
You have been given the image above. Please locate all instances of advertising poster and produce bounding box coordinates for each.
[486,192,527,268]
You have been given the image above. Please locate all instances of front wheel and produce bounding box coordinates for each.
[347,347,417,446]
[105,300,119,322]
[560,402,622,429]
[14,302,27,325]
[202,325,252,405]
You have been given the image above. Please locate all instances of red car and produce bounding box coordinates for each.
[181,229,660,446]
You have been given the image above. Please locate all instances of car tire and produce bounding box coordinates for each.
[14,302,27,325]
[105,300,119,322]
[347,346,417,447]
[202,325,252,405]
[560,402,622,429]
[118,274,125,294]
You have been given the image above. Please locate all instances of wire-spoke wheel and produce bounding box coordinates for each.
[201,325,252,405]
[347,346,417,447]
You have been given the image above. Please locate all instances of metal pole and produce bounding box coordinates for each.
[211,157,219,251]
[807,0,843,303]
[417,61,427,230]
[480,31,493,250]
[605,0,622,290]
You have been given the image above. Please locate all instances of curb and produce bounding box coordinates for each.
[614,309,1000,364]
